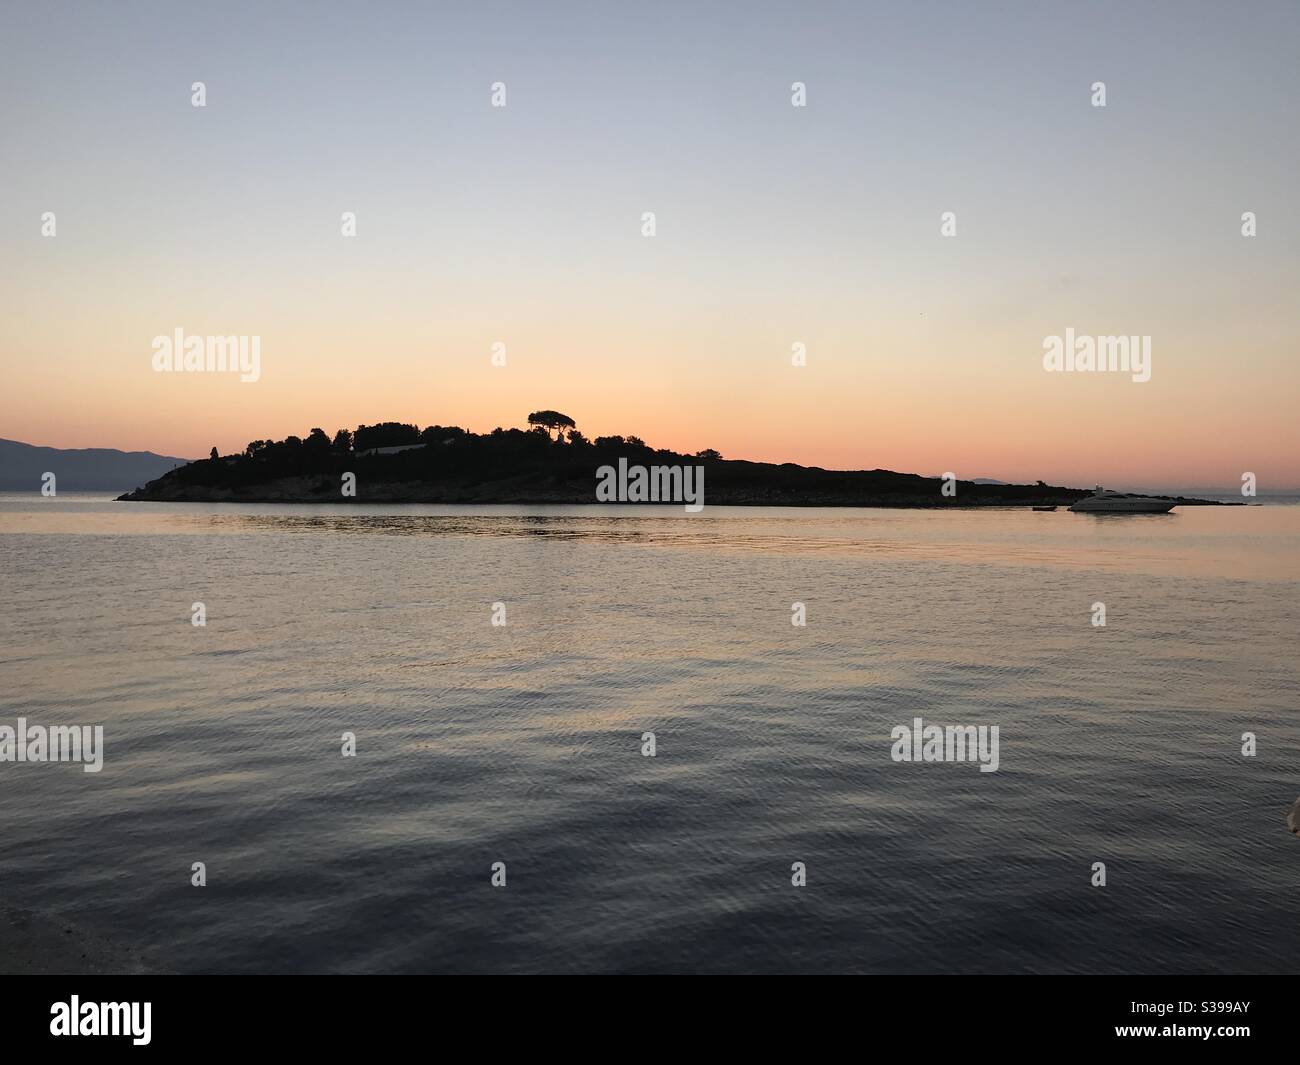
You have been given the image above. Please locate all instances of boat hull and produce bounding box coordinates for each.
[1068,498,1175,513]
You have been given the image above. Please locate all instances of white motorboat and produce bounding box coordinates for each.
[1068,486,1176,513]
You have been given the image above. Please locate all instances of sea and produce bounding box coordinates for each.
[1,494,1297,973]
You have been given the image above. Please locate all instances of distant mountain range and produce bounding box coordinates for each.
[0,438,192,491]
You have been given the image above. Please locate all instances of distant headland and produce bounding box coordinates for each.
[115,412,1223,508]
[1,438,190,492]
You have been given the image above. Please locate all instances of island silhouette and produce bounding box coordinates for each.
[116,411,1212,508]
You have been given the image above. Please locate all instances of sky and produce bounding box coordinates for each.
[1,0,1297,491]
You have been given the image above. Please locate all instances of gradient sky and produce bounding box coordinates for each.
[2,0,1297,490]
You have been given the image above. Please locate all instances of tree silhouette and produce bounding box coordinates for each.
[353,422,420,451]
[527,410,577,441]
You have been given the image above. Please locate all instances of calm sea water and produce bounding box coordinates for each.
[1,494,1297,974]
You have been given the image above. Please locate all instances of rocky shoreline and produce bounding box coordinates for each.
[117,474,1227,509]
